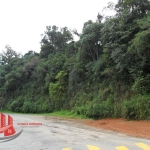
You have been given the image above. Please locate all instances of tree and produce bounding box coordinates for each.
[40,26,73,58]
[80,21,103,61]
[2,45,21,64]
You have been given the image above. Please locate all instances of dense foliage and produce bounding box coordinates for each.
[0,0,150,120]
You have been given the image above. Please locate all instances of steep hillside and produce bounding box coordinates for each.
[0,0,150,120]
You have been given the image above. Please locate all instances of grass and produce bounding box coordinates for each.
[43,110,87,119]
[0,110,87,119]
[1,110,19,114]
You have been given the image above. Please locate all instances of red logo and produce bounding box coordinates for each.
[0,113,16,137]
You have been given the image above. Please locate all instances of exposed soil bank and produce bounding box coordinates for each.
[83,118,150,139]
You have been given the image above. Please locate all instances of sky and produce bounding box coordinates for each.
[0,0,117,55]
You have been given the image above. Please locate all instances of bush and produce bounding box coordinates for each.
[22,101,37,113]
[79,98,114,119]
[10,99,23,112]
[113,103,122,118]
[122,95,150,120]
[132,75,150,94]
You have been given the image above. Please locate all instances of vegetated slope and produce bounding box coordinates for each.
[0,0,150,120]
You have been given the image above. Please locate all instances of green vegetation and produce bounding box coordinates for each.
[1,109,86,119]
[0,0,150,120]
[1,110,17,114]
[45,110,87,119]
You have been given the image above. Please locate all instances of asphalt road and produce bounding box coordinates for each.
[0,114,150,150]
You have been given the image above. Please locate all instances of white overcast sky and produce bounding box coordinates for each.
[0,0,117,55]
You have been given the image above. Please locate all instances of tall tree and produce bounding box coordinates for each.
[2,45,21,64]
[40,26,73,58]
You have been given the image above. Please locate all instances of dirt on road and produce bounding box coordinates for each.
[83,118,150,139]
[45,116,150,139]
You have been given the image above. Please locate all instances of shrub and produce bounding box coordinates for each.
[132,75,150,94]
[122,95,150,120]
[10,99,23,112]
[22,101,36,113]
